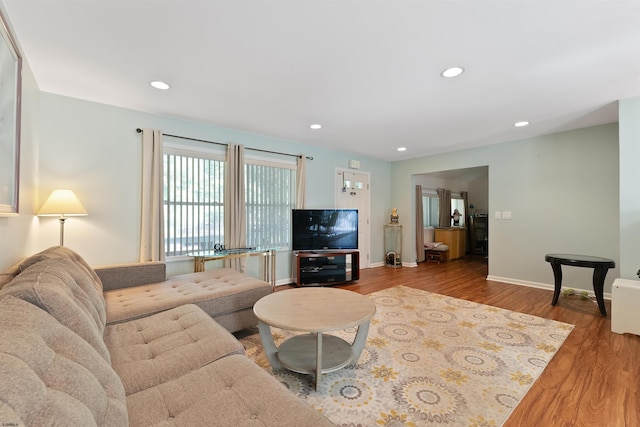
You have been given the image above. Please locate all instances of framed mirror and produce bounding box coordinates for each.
[0,9,21,215]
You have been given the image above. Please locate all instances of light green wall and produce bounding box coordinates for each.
[0,5,634,292]
[0,70,627,295]
[392,123,620,294]
[5,91,391,280]
[619,97,640,279]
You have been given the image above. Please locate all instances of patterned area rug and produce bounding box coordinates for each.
[239,286,574,426]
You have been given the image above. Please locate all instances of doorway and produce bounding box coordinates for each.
[336,170,370,268]
[415,166,488,262]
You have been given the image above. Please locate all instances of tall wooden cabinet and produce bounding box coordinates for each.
[434,227,466,260]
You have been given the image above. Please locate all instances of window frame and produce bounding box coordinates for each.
[422,189,465,227]
[422,188,439,227]
[451,193,465,227]
[244,154,297,249]
[162,141,297,260]
[163,142,226,259]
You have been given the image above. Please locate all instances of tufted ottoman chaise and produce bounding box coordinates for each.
[97,262,271,332]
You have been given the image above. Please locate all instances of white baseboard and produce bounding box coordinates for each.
[280,269,612,301]
[486,275,611,301]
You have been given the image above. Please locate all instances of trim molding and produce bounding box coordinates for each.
[486,275,612,301]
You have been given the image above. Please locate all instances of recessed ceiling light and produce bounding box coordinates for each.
[397,147,407,152]
[441,67,464,78]
[150,80,170,90]
[514,121,530,127]
[309,124,322,130]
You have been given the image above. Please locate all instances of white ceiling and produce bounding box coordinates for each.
[3,1,640,161]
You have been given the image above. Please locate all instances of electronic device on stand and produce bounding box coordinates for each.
[291,209,360,286]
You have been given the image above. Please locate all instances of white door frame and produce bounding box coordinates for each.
[335,168,370,269]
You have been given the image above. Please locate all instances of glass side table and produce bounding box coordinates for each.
[384,224,402,268]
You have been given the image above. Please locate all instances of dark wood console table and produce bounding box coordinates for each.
[545,253,615,316]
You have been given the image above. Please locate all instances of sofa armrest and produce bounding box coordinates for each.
[94,262,166,291]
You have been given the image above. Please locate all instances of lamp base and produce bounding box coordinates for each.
[59,217,67,246]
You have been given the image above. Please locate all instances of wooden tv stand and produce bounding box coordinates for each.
[292,250,360,287]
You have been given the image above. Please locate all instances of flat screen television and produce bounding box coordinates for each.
[291,209,358,251]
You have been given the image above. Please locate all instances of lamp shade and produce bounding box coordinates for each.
[37,189,88,217]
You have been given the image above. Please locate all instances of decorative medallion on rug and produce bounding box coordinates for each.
[239,285,574,426]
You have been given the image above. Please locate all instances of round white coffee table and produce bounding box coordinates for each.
[253,287,376,390]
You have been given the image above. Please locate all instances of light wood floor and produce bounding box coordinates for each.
[282,255,640,426]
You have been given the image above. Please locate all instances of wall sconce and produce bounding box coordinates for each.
[37,189,88,246]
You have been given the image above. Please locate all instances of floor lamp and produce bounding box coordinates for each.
[37,189,88,246]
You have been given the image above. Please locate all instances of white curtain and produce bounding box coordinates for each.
[296,155,306,208]
[139,129,165,262]
[415,185,425,262]
[224,143,246,271]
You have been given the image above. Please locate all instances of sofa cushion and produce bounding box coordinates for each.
[0,259,21,289]
[125,353,334,427]
[95,261,166,291]
[0,295,127,426]
[0,246,106,328]
[0,257,110,362]
[0,246,95,290]
[105,304,245,396]
[16,246,103,288]
[103,268,271,324]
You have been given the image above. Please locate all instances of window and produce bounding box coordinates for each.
[422,190,465,227]
[163,142,296,258]
[164,146,225,257]
[422,193,439,227]
[451,197,465,227]
[245,159,296,248]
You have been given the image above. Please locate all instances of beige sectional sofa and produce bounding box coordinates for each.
[0,246,334,427]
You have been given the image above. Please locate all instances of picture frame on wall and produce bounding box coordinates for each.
[0,9,21,215]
